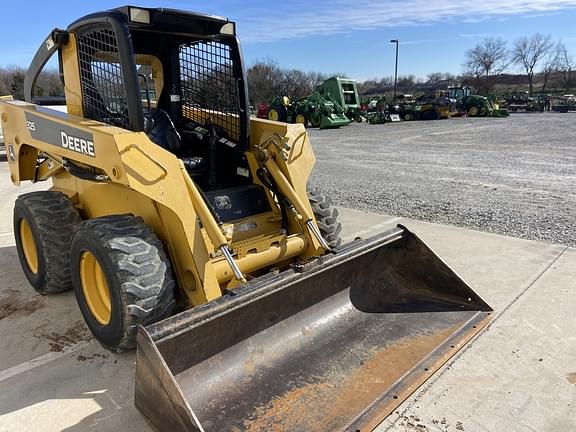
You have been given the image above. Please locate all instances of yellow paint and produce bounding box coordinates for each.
[61,34,83,117]
[181,106,240,142]
[213,234,307,282]
[248,119,322,257]
[0,29,326,310]
[35,156,64,181]
[267,108,279,121]
[20,219,38,274]
[135,54,164,103]
[79,251,111,325]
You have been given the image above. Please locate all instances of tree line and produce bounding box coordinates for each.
[246,58,342,105]
[0,66,62,100]
[1,34,573,104]
[463,34,574,96]
[247,34,574,103]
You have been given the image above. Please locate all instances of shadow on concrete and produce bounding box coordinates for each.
[0,244,151,431]
[0,350,150,431]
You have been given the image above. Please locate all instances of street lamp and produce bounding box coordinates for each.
[390,39,399,100]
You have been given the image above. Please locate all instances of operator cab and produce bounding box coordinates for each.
[25,6,252,192]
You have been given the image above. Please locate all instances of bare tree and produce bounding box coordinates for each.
[426,72,444,83]
[512,33,553,96]
[0,66,25,97]
[464,37,509,95]
[34,69,63,97]
[397,75,416,88]
[0,66,63,99]
[541,41,562,93]
[10,71,25,100]
[246,58,284,104]
[283,69,312,99]
[556,42,574,94]
[426,72,458,85]
[247,59,347,104]
[0,70,11,96]
[307,71,330,92]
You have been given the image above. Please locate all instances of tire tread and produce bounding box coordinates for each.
[14,191,81,294]
[73,215,175,351]
[308,189,342,248]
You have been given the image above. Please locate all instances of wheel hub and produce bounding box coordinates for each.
[79,251,111,325]
[20,219,39,274]
[268,109,279,121]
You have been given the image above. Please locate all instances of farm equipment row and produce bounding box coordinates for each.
[256,83,512,129]
[258,92,351,129]
[256,76,362,129]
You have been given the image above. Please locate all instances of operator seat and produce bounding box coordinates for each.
[144,108,182,153]
[144,109,206,177]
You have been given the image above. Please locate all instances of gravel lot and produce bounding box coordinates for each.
[308,113,576,246]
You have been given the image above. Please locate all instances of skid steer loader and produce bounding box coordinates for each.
[0,6,492,431]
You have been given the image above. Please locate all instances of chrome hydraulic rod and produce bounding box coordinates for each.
[220,245,247,283]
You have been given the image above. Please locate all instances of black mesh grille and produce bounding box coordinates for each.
[179,41,239,140]
[77,27,130,129]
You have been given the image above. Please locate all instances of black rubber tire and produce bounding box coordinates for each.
[468,106,479,116]
[310,115,321,128]
[308,189,342,248]
[14,191,81,295]
[70,215,175,351]
[267,104,287,122]
[294,112,308,127]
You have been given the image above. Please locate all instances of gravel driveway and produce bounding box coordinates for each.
[308,113,576,246]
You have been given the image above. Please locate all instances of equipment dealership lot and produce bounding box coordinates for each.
[309,113,576,247]
[0,114,575,431]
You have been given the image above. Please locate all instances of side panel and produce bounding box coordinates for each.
[0,103,326,305]
[247,118,319,257]
[0,102,223,305]
[0,102,128,184]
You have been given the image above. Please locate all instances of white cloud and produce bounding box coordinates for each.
[233,0,576,43]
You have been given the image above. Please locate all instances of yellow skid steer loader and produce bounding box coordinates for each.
[0,6,491,431]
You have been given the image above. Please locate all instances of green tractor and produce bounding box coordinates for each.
[448,86,508,117]
[317,76,363,122]
[266,92,350,129]
[361,96,389,124]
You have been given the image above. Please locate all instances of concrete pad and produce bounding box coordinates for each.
[0,171,574,431]
[380,247,576,432]
[340,208,575,431]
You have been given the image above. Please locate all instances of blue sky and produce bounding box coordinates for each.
[1,1,576,81]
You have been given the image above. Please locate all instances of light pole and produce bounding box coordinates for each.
[390,39,399,100]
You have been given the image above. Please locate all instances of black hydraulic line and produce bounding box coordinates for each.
[64,160,108,182]
[257,167,289,231]
[207,120,218,189]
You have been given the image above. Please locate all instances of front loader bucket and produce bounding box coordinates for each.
[135,225,491,432]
